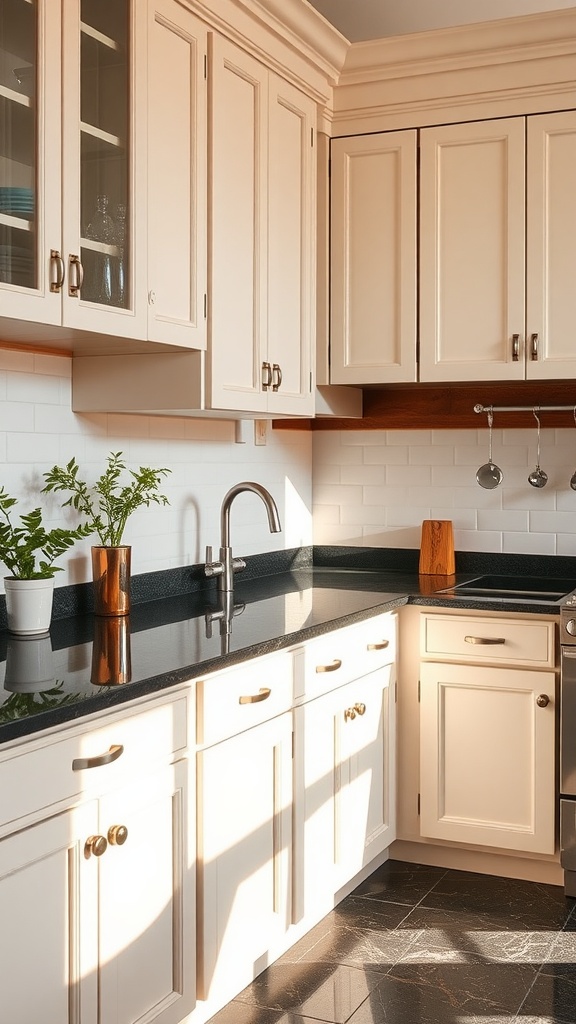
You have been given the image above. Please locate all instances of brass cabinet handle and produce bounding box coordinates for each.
[108,824,129,846]
[464,636,506,645]
[72,743,124,771]
[272,363,282,392]
[316,658,342,674]
[239,687,271,705]
[536,693,550,708]
[367,640,389,651]
[84,835,108,859]
[531,332,539,360]
[68,253,84,296]
[512,333,520,361]
[344,703,366,721]
[262,361,273,391]
[50,249,65,292]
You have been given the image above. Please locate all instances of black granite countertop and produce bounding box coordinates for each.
[2,545,574,745]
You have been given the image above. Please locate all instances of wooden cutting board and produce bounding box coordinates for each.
[419,519,455,576]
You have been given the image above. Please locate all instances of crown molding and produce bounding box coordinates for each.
[339,7,576,85]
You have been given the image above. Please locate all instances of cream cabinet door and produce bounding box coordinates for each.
[526,110,576,379]
[293,665,396,923]
[147,0,207,349]
[419,117,526,382]
[330,131,417,384]
[420,661,555,854]
[0,803,99,1024]
[98,760,194,1024]
[209,34,268,413]
[267,72,316,415]
[197,711,292,1005]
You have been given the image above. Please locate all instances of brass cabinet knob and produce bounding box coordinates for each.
[84,834,108,859]
[344,706,357,721]
[354,702,366,716]
[536,693,550,708]
[108,824,129,846]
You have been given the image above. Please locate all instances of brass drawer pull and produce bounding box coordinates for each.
[72,743,124,771]
[367,640,389,651]
[316,658,342,674]
[536,693,550,708]
[464,636,506,645]
[239,687,271,705]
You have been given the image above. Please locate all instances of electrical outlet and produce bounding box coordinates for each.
[254,420,268,445]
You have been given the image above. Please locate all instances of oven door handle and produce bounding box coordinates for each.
[562,648,576,659]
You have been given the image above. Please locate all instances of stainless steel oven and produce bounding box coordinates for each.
[560,592,576,894]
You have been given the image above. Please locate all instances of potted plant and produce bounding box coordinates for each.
[0,488,91,635]
[43,452,171,615]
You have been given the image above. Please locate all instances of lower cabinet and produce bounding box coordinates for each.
[417,611,557,856]
[293,664,396,924]
[196,712,293,1006]
[0,694,194,1024]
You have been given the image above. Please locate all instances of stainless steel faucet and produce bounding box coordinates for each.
[205,482,281,592]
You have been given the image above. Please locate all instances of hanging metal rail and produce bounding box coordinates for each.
[474,403,576,415]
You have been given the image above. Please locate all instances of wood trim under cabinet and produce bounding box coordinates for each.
[274,380,576,431]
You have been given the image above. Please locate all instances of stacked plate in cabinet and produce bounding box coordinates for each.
[0,187,35,218]
[0,245,34,286]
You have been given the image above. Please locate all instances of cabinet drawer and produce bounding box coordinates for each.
[297,613,397,701]
[196,651,293,748]
[421,614,555,668]
[0,695,188,830]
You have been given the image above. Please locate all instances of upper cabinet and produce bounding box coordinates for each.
[329,109,576,387]
[209,34,316,415]
[420,112,576,383]
[330,131,417,385]
[0,0,148,340]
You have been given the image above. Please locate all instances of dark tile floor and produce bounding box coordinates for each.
[207,859,576,1024]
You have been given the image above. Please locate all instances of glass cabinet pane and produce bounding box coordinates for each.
[0,0,37,291]
[79,0,129,309]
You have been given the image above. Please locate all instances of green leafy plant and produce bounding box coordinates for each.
[43,452,171,547]
[0,489,92,579]
[0,682,85,724]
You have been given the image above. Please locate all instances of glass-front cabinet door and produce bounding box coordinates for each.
[62,0,147,337]
[0,0,62,326]
[0,0,146,339]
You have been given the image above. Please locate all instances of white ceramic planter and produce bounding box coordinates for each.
[4,577,55,636]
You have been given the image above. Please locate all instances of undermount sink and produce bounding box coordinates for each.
[437,574,576,603]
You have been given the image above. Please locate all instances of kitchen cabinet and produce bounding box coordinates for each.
[292,613,397,924]
[147,0,207,349]
[209,33,316,415]
[418,612,556,854]
[420,111,576,382]
[330,131,417,385]
[196,651,293,1007]
[0,692,194,1024]
[0,0,148,341]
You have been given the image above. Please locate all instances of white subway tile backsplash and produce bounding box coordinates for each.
[7,431,61,463]
[476,509,529,532]
[0,401,34,432]
[313,426,576,555]
[340,464,386,486]
[7,371,62,404]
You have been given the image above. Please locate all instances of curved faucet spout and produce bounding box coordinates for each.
[204,481,282,593]
[220,481,281,548]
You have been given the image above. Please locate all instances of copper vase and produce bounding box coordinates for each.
[91,545,131,616]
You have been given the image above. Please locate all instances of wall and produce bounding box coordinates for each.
[0,349,312,592]
[312,427,576,556]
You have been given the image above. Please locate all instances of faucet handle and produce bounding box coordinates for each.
[232,557,246,575]
[205,545,224,578]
